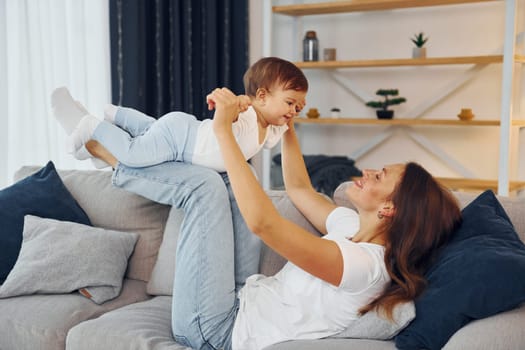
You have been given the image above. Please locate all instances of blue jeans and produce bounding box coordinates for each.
[112,161,262,349]
[93,107,199,167]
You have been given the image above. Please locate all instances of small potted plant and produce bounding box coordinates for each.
[411,32,428,58]
[366,89,407,119]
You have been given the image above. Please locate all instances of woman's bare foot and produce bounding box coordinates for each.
[85,140,118,168]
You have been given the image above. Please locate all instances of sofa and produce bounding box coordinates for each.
[0,164,524,350]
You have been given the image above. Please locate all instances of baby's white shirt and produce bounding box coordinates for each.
[192,106,288,171]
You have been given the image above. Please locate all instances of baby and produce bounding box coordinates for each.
[52,57,308,171]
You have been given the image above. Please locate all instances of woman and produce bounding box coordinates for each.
[82,88,461,350]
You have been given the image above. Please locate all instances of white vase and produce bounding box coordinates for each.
[412,47,427,59]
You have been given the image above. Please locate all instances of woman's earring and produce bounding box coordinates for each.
[377,206,391,219]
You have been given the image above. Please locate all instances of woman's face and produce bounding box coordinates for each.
[346,164,406,212]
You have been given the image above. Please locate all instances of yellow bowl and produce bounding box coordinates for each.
[458,108,474,121]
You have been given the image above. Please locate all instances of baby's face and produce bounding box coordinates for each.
[259,87,306,126]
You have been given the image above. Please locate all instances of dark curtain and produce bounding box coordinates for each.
[109,0,248,120]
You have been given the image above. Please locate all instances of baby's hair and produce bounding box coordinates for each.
[243,57,308,97]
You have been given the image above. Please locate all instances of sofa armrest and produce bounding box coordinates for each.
[443,303,525,350]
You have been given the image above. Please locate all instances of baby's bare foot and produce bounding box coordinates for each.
[86,140,118,168]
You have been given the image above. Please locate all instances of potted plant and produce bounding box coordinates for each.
[411,32,428,58]
[366,89,407,119]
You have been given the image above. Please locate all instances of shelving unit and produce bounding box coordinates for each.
[262,0,524,195]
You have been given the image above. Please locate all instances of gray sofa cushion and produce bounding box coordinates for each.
[0,278,149,350]
[15,167,171,283]
[147,208,185,296]
[67,296,189,350]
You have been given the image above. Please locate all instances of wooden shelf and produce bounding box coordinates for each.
[436,177,525,192]
[295,117,525,127]
[273,0,499,16]
[293,55,525,69]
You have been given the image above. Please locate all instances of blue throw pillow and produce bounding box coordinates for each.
[395,190,525,350]
[0,161,91,283]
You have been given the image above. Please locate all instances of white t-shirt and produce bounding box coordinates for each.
[232,207,390,350]
[192,106,288,171]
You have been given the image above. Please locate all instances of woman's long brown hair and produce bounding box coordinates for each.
[360,162,462,319]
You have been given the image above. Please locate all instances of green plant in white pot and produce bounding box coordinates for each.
[411,32,428,58]
[366,89,407,119]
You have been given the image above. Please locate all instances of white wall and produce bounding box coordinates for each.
[250,0,525,185]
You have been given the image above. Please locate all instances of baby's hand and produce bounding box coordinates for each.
[207,90,251,114]
[237,95,251,112]
[209,88,241,129]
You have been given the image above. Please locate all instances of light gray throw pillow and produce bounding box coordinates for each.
[330,301,415,340]
[0,215,138,304]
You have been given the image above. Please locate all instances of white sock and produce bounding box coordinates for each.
[73,145,92,160]
[104,104,118,123]
[67,114,101,154]
[51,87,89,135]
